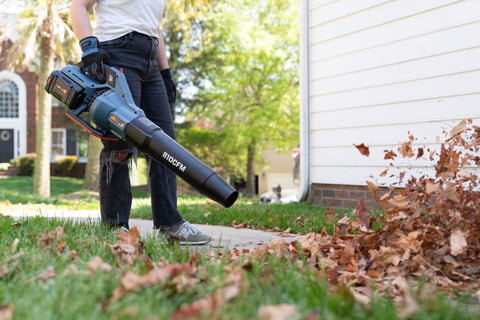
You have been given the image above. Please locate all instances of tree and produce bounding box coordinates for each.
[2,0,78,197]
[82,131,102,191]
[161,0,220,120]
[186,0,299,197]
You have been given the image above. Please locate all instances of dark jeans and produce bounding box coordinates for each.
[99,32,184,229]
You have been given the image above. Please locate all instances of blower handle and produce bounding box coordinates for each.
[66,101,119,141]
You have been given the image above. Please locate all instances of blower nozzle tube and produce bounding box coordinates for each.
[125,116,238,208]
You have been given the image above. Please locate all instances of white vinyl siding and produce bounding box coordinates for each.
[307,0,480,186]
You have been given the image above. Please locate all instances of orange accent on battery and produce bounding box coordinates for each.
[65,112,119,141]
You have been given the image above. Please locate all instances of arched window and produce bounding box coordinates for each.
[0,79,19,118]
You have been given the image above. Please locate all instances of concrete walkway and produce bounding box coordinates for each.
[5,208,300,253]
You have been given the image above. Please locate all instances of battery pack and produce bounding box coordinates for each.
[45,70,86,110]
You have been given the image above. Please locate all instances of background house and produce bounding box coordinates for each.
[258,149,297,195]
[298,0,480,208]
[0,8,87,176]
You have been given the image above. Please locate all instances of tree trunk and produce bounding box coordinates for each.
[244,140,256,198]
[33,24,54,198]
[83,133,102,191]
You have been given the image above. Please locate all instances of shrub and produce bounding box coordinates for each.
[17,153,36,176]
[55,155,78,176]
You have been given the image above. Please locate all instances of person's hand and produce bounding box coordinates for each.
[160,68,177,113]
[79,36,110,82]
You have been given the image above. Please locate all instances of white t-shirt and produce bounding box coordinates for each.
[93,0,165,42]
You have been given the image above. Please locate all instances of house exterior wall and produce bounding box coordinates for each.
[307,0,480,208]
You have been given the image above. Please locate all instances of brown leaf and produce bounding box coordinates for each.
[416,147,424,159]
[222,269,245,301]
[28,266,56,283]
[386,194,409,210]
[257,304,298,320]
[117,226,139,244]
[366,181,381,200]
[105,243,136,267]
[398,140,414,158]
[349,287,371,307]
[87,256,113,273]
[441,181,460,203]
[450,229,467,257]
[170,292,221,320]
[425,180,441,195]
[68,250,80,262]
[0,305,14,320]
[354,143,370,156]
[56,240,66,255]
[384,150,397,160]
[110,263,192,303]
[392,276,419,318]
[106,226,152,269]
[369,246,401,267]
[38,227,64,252]
[38,231,56,252]
[449,119,466,139]
[355,199,371,228]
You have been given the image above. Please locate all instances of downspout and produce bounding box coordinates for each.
[298,0,311,202]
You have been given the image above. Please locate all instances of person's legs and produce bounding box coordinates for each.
[98,33,144,229]
[100,32,210,243]
[139,34,210,244]
[98,139,134,229]
[138,36,184,229]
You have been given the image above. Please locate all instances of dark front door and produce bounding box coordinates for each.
[0,129,14,162]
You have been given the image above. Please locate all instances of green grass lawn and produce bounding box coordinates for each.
[0,176,478,319]
[1,216,474,320]
[0,176,345,234]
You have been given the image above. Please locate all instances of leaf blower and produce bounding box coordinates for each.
[44,64,238,208]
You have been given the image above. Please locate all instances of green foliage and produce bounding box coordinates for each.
[176,122,245,177]
[177,0,299,192]
[55,155,78,176]
[17,153,36,176]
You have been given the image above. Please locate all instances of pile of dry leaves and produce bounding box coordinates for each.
[235,119,480,314]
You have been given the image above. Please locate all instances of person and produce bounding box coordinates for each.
[70,0,211,245]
